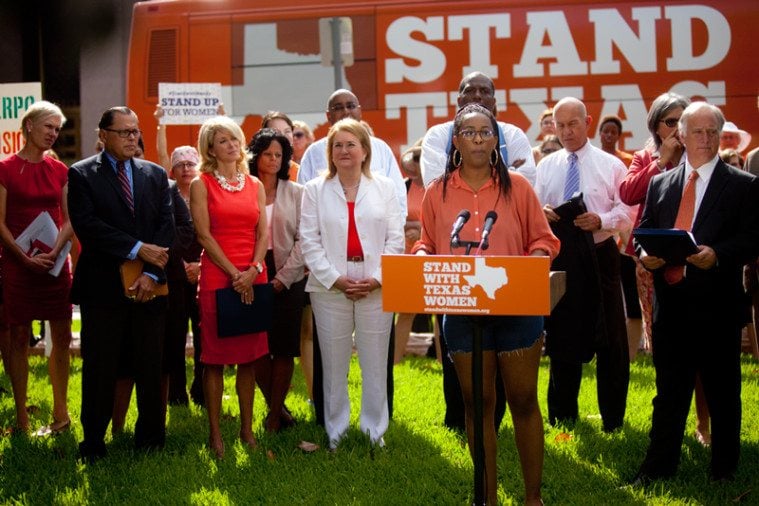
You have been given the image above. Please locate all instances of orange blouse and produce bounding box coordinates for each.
[412,170,560,259]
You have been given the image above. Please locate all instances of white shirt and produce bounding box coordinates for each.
[420,120,536,187]
[535,141,632,244]
[684,155,718,228]
[297,136,408,217]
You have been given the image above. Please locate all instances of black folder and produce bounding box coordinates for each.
[633,228,698,265]
[553,193,587,221]
[215,283,274,338]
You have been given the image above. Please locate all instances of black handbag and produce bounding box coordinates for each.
[215,283,274,338]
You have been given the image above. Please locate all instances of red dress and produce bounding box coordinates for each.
[0,155,71,325]
[198,172,268,365]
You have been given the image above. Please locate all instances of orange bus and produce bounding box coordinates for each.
[127,0,757,162]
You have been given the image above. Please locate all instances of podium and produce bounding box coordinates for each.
[382,255,562,315]
[382,254,565,504]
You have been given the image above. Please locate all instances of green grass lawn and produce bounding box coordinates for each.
[0,352,757,505]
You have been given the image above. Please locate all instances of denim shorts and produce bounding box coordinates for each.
[442,315,544,354]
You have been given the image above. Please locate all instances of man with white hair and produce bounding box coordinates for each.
[631,102,759,484]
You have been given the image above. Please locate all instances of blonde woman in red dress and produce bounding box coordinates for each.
[190,116,268,459]
[0,101,73,435]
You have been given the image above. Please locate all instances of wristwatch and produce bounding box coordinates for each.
[250,261,264,274]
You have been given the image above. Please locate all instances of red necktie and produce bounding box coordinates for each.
[664,170,698,284]
[117,160,134,214]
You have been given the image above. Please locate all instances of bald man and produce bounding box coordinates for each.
[534,97,633,433]
[297,89,407,217]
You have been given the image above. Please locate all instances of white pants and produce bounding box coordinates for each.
[311,288,392,446]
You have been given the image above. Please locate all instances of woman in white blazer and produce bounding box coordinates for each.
[300,118,404,449]
[248,128,306,433]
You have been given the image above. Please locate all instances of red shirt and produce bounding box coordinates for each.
[346,202,364,258]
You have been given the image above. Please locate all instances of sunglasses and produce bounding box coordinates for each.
[293,131,305,139]
[660,118,679,128]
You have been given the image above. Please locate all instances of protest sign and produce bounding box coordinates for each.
[1,82,41,159]
[158,83,222,125]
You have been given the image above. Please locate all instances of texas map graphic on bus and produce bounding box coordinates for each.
[463,257,508,300]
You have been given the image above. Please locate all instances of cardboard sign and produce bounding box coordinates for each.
[158,83,222,125]
[0,82,41,160]
[382,255,551,316]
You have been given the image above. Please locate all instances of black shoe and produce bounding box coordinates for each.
[168,396,189,407]
[78,441,107,464]
[626,472,654,488]
[710,470,735,483]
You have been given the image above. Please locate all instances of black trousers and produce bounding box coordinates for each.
[182,281,203,403]
[164,279,189,403]
[640,302,742,479]
[547,238,629,431]
[312,313,394,426]
[79,301,166,455]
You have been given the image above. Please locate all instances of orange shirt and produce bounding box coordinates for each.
[615,149,634,168]
[413,170,560,258]
[287,160,300,182]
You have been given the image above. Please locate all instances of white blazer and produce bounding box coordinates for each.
[300,173,405,292]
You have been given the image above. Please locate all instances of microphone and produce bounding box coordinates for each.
[450,209,471,248]
[479,211,498,250]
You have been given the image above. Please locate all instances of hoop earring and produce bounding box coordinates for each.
[490,149,499,167]
[453,149,462,168]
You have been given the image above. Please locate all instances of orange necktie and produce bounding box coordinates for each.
[664,170,698,284]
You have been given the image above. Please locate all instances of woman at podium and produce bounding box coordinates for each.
[412,104,559,505]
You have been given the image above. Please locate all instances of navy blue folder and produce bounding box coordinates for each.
[633,228,698,265]
[215,283,273,338]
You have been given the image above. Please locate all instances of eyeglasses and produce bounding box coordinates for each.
[172,161,197,169]
[541,147,560,155]
[659,118,680,128]
[458,129,495,140]
[104,128,142,138]
[293,131,305,139]
[329,103,359,113]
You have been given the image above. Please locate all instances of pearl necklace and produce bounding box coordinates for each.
[340,178,360,194]
[213,170,246,192]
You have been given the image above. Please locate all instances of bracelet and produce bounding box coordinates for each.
[249,261,264,274]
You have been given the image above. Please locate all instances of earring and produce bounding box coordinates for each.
[453,149,462,167]
[490,149,499,167]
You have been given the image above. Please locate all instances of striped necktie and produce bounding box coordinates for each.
[563,152,579,201]
[117,160,134,214]
[664,170,699,284]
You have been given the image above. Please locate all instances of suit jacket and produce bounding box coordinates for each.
[637,159,759,325]
[300,173,405,292]
[271,179,305,289]
[68,152,175,305]
[165,180,195,283]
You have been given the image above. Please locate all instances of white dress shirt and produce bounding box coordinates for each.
[297,136,408,218]
[683,155,718,228]
[535,141,632,244]
[420,120,536,187]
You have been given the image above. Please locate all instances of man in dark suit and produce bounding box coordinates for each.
[68,106,174,462]
[633,102,759,483]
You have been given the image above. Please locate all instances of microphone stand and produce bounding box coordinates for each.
[450,238,487,505]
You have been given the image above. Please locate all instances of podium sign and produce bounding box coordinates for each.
[381,255,551,316]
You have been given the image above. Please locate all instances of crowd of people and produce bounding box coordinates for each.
[1,70,758,505]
